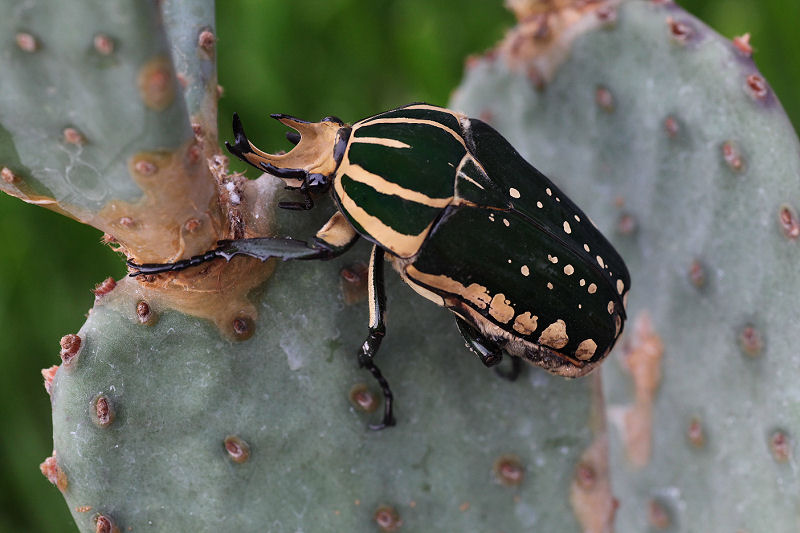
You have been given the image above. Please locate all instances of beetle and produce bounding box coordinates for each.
[130,103,630,429]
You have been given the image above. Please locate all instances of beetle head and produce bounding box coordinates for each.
[225,112,347,191]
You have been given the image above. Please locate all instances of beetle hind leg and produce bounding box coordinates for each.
[357,244,396,430]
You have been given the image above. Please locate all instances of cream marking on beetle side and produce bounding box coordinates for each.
[507,259,512,264]
[405,265,491,310]
[547,282,554,290]
[489,213,495,222]
[556,197,561,202]
[617,279,625,295]
[580,279,586,287]
[334,177,433,258]
[315,211,358,247]
[521,265,530,277]
[345,163,452,208]
[489,293,515,324]
[563,221,572,234]
[608,301,615,314]
[539,319,568,349]
[509,187,521,199]
[575,339,597,360]
[623,292,629,309]
[400,274,445,306]
[597,256,605,268]
[574,214,581,222]
[584,243,591,252]
[615,314,622,336]
[503,218,510,227]
[353,117,466,148]
[546,187,552,196]
[350,137,412,149]
[564,264,575,275]
[548,255,559,264]
[536,201,543,208]
[513,312,538,335]
[367,247,379,327]
[588,283,598,294]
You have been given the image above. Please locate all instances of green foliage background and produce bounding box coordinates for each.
[0,1,796,531]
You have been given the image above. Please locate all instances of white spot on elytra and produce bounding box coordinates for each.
[509,187,521,198]
[564,264,574,275]
[580,279,586,286]
[597,255,605,268]
[546,187,552,196]
[507,258,512,264]
[503,218,510,227]
[584,243,590,252]
[548,254,558,264]
[588,283,597,294]
[563,221,572,234]
[536,201,543,208]
[574,214,581,222]
[617,279,625,294]
[547,282,554,290]
[521,265,530,276]
[608,301,615,314]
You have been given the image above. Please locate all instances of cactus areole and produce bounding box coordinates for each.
[130,103,630,428]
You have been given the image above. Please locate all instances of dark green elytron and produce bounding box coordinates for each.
[130,103,630,429]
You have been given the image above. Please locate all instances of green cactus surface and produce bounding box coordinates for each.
[453,0,800,530]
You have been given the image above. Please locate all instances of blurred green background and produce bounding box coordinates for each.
[0,1,796,531]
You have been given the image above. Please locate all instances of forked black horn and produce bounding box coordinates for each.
[224,112,253,162]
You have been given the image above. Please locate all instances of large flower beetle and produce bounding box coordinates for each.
[130,103,630,429]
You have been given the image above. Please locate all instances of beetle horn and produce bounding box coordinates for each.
[225,112,344,184]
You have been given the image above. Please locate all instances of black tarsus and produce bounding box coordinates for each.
[358,244,395,430]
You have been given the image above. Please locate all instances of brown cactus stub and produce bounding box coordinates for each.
[93,277,117,297]
[732,33,753,57]
[648,499,671,529]
[198,29,216,53]
[40,453,68,491]
[16,32,38,52]
[62,127,85,145]
[232,316,255,340]
[340,262,369,304]
[616,212,637,236]
[493,455,525,486]
[663,116,679,138]
[738,324,764,357]
[1,167,19,184]
[349,384,378,413]
[93,513,119,533]
[224,435,251,464]
[92,395,115,428]
[688,259,706,288]
[769,430,791,463]
[595,85,615,112]
[687,417,705,448]
[778,204,800,239]
[374,505,402,532]
[722,141,745,172]
[666,17,693,44]
[745,74,769,101]
[137,56,176,111]
[93,33,115,55]
[41,365,59,395]
[59,334,82,365]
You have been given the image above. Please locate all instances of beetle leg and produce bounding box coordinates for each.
[278,186,314,211]
[357,244,396,430]
[454,316,504,367]
[128,213,359,276]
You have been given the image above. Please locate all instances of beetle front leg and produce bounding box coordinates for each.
[357,244,396,430]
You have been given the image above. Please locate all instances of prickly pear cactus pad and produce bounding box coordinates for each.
[0,0,222,263]
[453,0,800,530]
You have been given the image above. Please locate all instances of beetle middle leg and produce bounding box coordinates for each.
[357,243,396,430]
